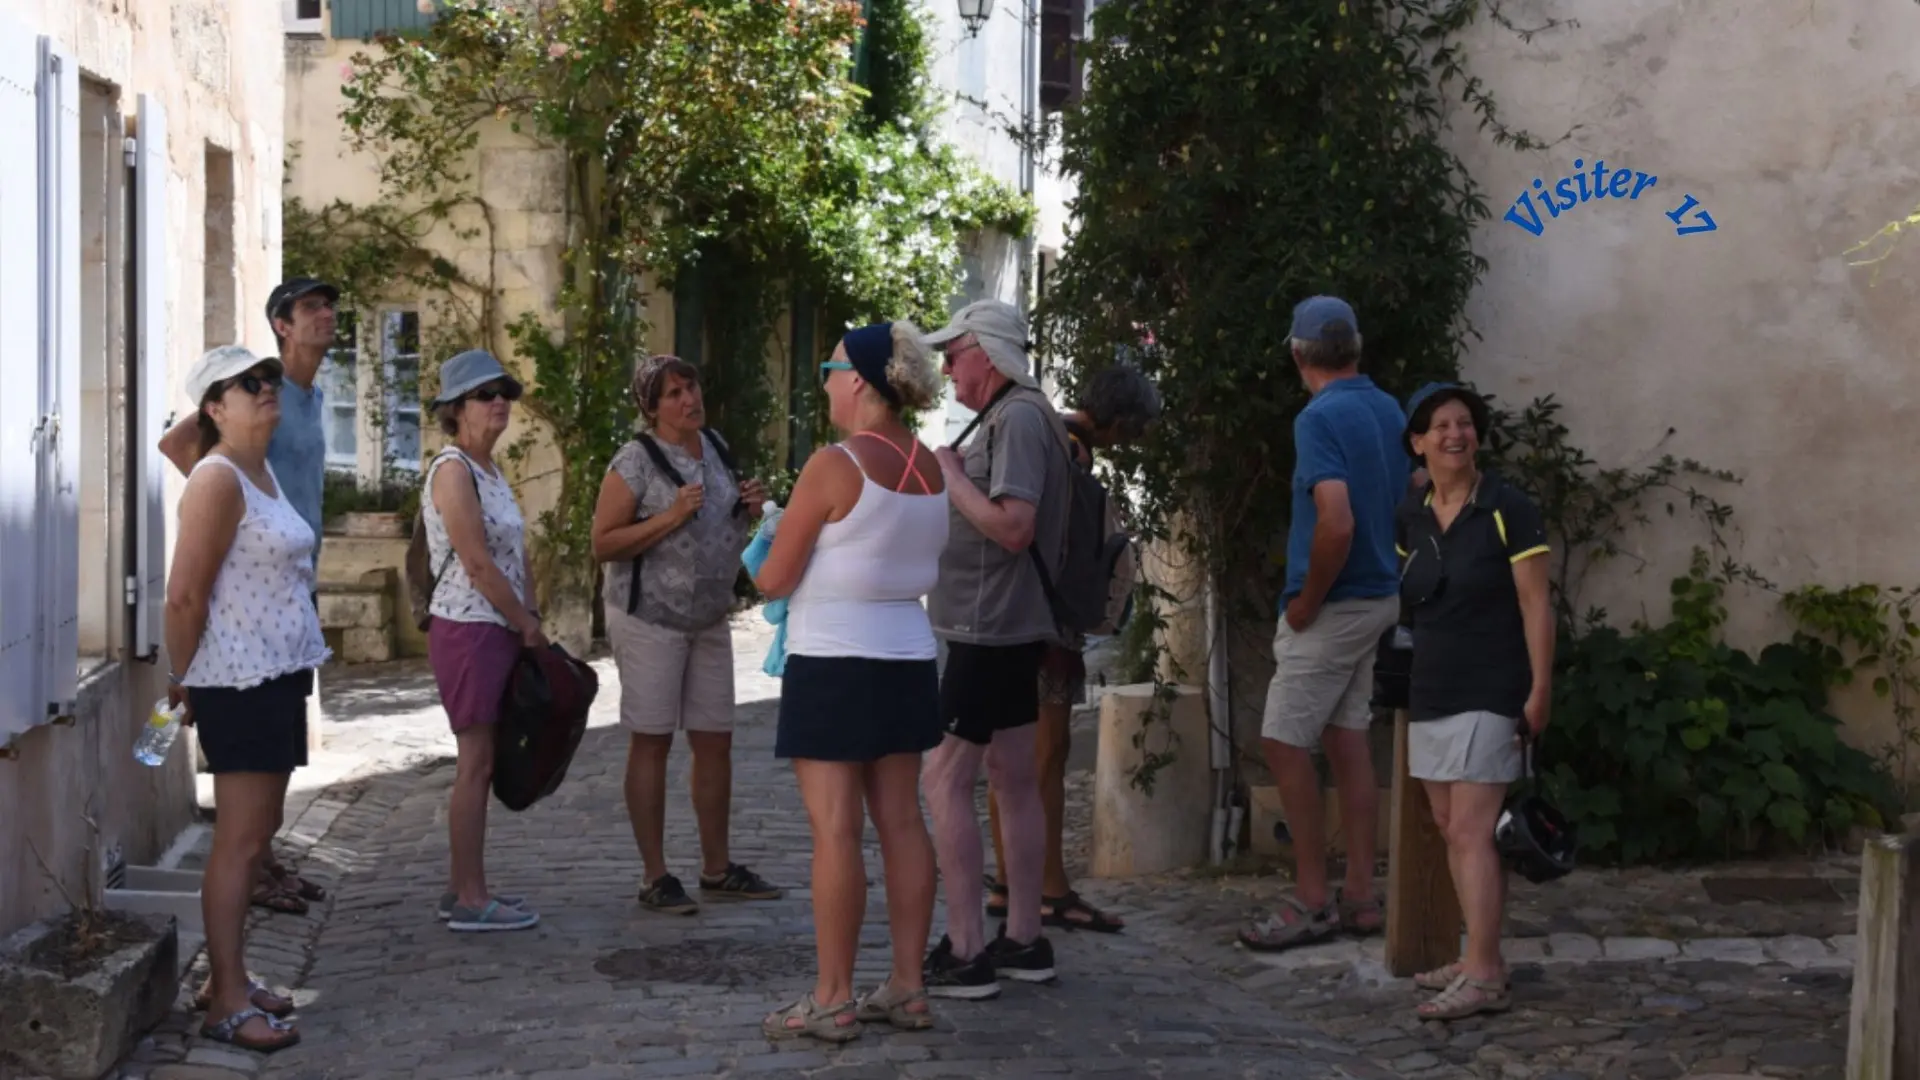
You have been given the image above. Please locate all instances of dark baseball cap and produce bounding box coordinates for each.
[266,278,340,326]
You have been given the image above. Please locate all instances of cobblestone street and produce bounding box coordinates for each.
[104,617,1854,1080]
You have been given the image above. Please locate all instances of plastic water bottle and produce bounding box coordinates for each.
[133,698,185,766]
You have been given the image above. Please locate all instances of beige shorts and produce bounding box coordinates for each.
[1409,710,1524,784]
[1260,596,1401,748]
[606,611,735,736]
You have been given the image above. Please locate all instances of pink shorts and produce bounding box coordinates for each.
[428,617,522,734]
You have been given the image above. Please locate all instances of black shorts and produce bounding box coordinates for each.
[940,641,1046,745]
[191,669,313,775]
[776,655,943,762]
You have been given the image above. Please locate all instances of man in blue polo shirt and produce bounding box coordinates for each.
[1239,295,1409,953]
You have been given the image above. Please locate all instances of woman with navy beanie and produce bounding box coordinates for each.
[751,321,949,1042]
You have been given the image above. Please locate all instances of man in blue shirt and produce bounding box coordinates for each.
[1239,296,1409,953]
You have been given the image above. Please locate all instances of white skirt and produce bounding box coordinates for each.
[1408,710,1525,784]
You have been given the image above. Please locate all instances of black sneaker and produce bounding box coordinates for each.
[985,926,1057,984]
[923,935,1000,1000]
[638,874,698,914]
[698,862,783,901]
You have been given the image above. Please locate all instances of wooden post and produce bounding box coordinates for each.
[1846,833,1920,1080]
[1384,708,1461,978]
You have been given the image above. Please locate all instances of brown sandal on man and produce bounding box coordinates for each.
[250,880,309,915]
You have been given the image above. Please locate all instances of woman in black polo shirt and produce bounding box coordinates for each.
[1395,383,1554,1021]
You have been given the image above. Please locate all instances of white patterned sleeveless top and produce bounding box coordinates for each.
[180,456,332,689]
[422,448,530,628]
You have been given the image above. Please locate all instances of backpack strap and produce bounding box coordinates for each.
[970,389,1076,638]
[426,449,484,612]
[625,434,687,615]
[699,428,749,518]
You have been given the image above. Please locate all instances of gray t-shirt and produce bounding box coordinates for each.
[929,388,1071,646]
[602,433,748,632]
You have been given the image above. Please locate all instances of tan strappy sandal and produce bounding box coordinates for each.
[1413,961,1463,991]
[763,993,860,1043]
[1417,972,1511,1021]
[856,979,935,1030]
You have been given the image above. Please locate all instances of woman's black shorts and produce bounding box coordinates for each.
[190,669,313,775]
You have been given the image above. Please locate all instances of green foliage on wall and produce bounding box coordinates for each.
[1037,0,1542,602]
[290,0,1031,602]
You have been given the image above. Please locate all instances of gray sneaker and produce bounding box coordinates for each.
[437,892,524,921]
[447,899,540,932]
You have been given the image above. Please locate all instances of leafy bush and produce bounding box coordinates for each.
[322,470,420,526]
[1542,552,1896,863]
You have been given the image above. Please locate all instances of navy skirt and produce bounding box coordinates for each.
[776,654,943,762]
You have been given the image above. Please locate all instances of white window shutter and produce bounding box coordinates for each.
[38,37,79,715]
[0,16,45,744]
[131,94,168,662]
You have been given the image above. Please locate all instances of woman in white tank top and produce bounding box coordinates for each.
[165,346,330,1053]
[749,322,949,1042]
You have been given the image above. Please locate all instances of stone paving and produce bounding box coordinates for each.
[90,615,1856,1080]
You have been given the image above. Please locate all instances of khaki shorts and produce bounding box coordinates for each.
[606,611,735,736]
[1260,596,1401,748]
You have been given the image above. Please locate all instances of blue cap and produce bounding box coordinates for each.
[1289,296,1359,342]
[434,349,523,404]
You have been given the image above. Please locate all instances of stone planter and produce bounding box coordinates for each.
[0,911,179,1080]
[337,510,410,539]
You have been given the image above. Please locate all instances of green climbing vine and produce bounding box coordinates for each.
[1039,0,1570,794]
[288,0,1029,607]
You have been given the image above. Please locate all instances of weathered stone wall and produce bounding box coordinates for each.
[0,0,288,937]
[1434,1,1920,766]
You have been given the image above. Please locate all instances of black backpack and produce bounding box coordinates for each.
[952,387,1136,638]
[622,428,744,616]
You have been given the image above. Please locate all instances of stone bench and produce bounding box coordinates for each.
[318,568,398,664]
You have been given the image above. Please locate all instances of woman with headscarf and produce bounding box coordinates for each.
[167,345,331,1052]
[591,354,779,915]
[1395,382,1554,1020]
[750,322,949,1042]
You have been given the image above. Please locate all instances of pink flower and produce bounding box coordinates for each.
[548,42,571,58]
[416,0,434,13]
[340,62,356,82]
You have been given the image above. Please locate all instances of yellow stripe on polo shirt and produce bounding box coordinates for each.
[1510,544,1550,564]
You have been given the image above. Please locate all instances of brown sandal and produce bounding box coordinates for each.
[1417,973,1511,1020]
[250,881,309,915]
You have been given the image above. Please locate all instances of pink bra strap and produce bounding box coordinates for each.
[849,431,933,494]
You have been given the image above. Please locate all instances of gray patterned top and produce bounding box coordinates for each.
[602,433,748,632]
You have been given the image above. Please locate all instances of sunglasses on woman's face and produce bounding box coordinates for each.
[467,382,521,404]
[224,370,284,397]
[820,360,853,386]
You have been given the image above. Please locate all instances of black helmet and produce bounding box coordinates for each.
[1495,791,1578,884]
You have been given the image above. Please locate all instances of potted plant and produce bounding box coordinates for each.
[324,471,417,538]
[0,832,179,1079]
